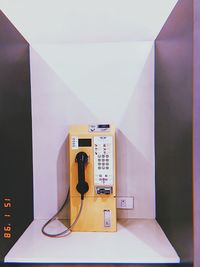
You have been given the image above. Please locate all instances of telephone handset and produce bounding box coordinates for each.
[75,152,89,199]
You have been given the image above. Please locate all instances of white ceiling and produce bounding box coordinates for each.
[0,0,178,44]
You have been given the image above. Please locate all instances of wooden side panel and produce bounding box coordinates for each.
[194,0,200,266]
[0,11,33,262]
[155,0,193,263]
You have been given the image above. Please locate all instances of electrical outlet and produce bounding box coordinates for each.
[117,197,134,209]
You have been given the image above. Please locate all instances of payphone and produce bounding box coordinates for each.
[41,124,116,236]
[69,124,117,232]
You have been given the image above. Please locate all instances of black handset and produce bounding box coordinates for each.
[75,152,89,199]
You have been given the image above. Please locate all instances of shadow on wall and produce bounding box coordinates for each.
[31,48,98,219]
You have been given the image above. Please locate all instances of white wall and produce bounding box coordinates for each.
[30,41,155,219]
[0,0,178,43]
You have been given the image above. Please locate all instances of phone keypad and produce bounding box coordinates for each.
[97,155,110,170]
[94,136,114,186]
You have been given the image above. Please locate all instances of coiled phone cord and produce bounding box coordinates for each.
[41,190,84,238]
[42,151,89,237]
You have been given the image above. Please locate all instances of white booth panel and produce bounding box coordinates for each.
[1,0,178,43]
[30,42,155,219]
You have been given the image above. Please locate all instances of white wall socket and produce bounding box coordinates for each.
[117,197,134,209]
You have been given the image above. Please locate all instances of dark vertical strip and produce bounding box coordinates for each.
[194,0,200,266]
[155,0,193,263]
[0,11,33,261]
